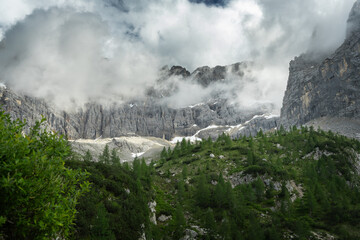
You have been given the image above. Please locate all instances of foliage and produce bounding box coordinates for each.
[99,144,110,164]
[110,148,120,165]
[65,159,153,240]
[5,109,359,240]
[0,111,89,239]
[154,126,360,239]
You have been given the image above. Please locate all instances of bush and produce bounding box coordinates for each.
[0,112,89,239]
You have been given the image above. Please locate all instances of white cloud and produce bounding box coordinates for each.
[0,0,356,111]
[0,8,159,109]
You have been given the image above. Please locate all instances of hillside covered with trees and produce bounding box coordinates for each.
[1,111,360,239]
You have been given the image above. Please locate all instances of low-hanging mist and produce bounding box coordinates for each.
[0,0,355,111]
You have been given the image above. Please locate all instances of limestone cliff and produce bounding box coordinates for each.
[0,61,277,140]
[280,0,360,128]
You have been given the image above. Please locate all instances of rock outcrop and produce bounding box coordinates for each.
[280,0,360,128]
[190,62,250,87]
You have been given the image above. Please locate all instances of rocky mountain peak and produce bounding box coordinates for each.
[346,0,360,38]
[169,66,190,78]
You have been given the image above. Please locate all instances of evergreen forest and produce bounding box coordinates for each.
[1,112,360,239]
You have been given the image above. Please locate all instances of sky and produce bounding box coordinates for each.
[0,0,355,111]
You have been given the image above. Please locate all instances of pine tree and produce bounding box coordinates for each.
[219,212,231,240]
[182,166,188,179]
[204,208,216,237]
[160,147,167,162]
[196,174,210,208]
[167,146,172,157]
[224,134,232,148]
[173,204,186,239]
[214,173,226,208]
[248,213,264,240]
[91,203,115,239]
[177,180,185,202]
[180,138,187,153]
[99,145,110,164]
[110,148,120,165]
[247,150,254,165]
[83,150,92,162]
[133,158,141,179]
[187,139,192,151]
[253,177,265,202]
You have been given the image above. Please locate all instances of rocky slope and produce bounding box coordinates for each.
[70,136,172,163]
[280,0,360,134]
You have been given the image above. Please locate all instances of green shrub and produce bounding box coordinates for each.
[0,111,89,239]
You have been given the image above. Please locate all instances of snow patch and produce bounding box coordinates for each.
[171,124,222,143]
[244,114,263,124]
[0,83,6,89]
[188,102,204,108]
[131,152,145,158]
[171,113,278,143]
[171,136,202,144]
[264,114,279,119]
[243,113,279,124]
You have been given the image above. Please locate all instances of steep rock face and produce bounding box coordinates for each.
[0,58,277,140]
[0,86,276,140]
[280,3,360,127]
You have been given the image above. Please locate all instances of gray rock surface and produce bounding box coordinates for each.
[347,0,360,38]
[69,136,172,163]
[158,215,172,222]
[305,117,360,140]
[0,63,276,141]
[280,1,360,129]
[190,62,251,87]
[180,229,198,240]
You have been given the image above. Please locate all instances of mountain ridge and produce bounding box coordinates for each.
[0,60,277,142]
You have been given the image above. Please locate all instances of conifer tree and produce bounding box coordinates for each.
[180,138,187,153]
[182,166,188,179]
[247,150,254,165]
[204,208,216,237]
[173,204,186,239]
[160,147,167,162]
[177,180,185,202]
[110,148,120,165]
[91,203,114,239]
[224,133,232,148]
[167,147,172,158]
[253,177,265,202]
[196,174,210,208]
[99,145,110,164]
[214,173,226,208]
[83,150,92,162]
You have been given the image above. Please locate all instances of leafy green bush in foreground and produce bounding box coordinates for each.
[0,112,89,239]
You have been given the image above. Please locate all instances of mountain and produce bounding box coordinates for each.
[280,0,360,139]
[0,62,277,142]
[2,1,360,239]
[2,0,360,158]
[0,61,278,161]
[67,125,360,239]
